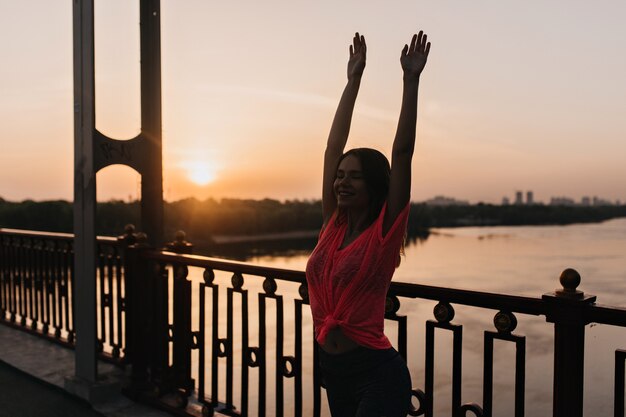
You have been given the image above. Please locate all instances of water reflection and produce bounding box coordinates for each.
[196,236,317,261]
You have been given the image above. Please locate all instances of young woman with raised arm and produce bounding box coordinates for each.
[305,31,431,417]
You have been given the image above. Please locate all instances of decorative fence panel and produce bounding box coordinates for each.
[3,228,626,417]
[0,228,132,365]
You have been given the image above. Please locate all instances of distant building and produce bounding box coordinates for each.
[593,196,613,206]
[581,196,591,206]
[507,190,539,205]
[423,195,470,206]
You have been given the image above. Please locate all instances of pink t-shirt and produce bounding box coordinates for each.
[305,203,409,349]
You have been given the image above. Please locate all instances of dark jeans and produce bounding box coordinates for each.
[318,346,412,417]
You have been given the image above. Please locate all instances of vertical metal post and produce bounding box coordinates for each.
[123,233,153,394]
[72,0,97,384]
[156,230,194,400]
[543,268,596,417]
[139,0,164,246]
[615,350,626,417]
[167,232,194,394]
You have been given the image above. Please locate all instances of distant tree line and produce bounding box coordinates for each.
[0,198,323,243]
[165,198,322,244]
[409,203,626,229]
[1,197,625,244]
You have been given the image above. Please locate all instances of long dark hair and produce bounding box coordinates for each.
[336,148,391,225]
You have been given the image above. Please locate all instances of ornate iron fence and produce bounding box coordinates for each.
[0,227,134,365]
[3,227,626,417]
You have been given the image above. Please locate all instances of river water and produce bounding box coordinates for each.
[186,218,626,416]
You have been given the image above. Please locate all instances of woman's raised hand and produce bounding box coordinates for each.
[347,32,366,79]
[401,31,431,79]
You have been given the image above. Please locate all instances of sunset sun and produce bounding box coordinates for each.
[184,161,218,186]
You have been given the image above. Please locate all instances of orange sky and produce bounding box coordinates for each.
[1,1,625,204]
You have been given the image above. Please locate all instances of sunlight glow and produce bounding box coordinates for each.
[184,161,218,186]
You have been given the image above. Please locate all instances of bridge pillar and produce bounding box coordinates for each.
[68,0,164,402]
[68,0,99,394]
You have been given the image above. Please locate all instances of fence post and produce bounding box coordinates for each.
[165,231,194,400]
[117,224,137,362]
[543,268,596,417]
[118,224,138,246]
[122,231,155,396]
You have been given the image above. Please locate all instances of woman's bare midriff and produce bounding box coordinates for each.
[319,327,360,354]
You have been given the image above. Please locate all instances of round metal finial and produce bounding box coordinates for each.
[555,268,584,299]
[385,295,401,316]
[166,230,193,253]
[174,265,189,280]
[560,268,581,291]
[298,284,309,302]
[493,311,517,333]
[263,277,277,295]
[231,273,244,290]
[203,268,215,284]
[433,302,455,323]
[175,230,186,243]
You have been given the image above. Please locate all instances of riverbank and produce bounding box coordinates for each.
[1,198,625,243]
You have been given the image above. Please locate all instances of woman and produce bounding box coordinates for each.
[305,30,430,417]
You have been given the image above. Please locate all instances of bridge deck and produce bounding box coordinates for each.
[0,325,175,417]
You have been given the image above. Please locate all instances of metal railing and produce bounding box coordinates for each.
[0,227,132,365]
[3,227,626,416]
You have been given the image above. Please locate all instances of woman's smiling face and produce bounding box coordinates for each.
[334,154,370,210]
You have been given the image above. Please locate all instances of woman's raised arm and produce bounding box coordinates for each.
[322,33,367,224]
[384,31,431,235]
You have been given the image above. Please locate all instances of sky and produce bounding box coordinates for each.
[1,0,625,204]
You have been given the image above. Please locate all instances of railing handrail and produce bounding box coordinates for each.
[145,249,552,316]
[143,250,306,283]
[0,227,118,244]
[389,281,547,316]
[587,304,626,327]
